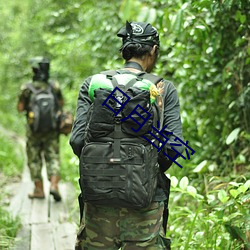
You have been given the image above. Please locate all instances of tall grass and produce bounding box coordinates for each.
[0,132,23,249]
[0,207,20,250]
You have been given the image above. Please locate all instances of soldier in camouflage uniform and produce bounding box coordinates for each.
[17,57,64,201]
[70,21,184,249]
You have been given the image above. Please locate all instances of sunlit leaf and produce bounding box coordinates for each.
[244,180,250,190]
[171,176,178,188]
[187,185,197,197]
[218,190,229,203]
[229,189,239,198]
[237,185,247,194]
[226,128,241,145]
[179,176,189,190]
[193,160,207,173]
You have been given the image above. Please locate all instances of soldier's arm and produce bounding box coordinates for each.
[158,80,184,171]
[162,80,184,152]
[70,76,92,158]
[17,100,25,112]
[17,86,30,113]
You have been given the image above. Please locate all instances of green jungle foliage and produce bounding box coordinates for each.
[0,0,249,249]
[0,134,22,249]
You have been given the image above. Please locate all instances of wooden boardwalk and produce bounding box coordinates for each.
[8,164,78,250]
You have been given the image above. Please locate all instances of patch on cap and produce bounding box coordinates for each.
[131,23,144,35]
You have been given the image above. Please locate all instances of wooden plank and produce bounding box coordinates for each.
[50,196,67,223]
[61,182,77,211]
[31,223,54,250]
[50,182,76,223]
[61,182,79,224]
[52,222,76,250]
[11,224,31,250]
[30,195,49,224]
[8,181,32,219]
[17,181,33,224]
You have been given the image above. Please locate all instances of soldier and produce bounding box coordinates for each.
[70,21,184,249]
[17,57,64,201]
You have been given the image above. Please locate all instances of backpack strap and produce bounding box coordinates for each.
[100,70,118,78]
[101,69,163,84]
[105,76,123,160]
[137,72,163,85]
[27,82,53,93]
[26,83,40,94]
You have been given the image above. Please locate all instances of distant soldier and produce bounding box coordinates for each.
[17,57,64,201]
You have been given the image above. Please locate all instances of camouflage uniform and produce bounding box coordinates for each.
[75,202,170,250]
[18,80,63,181]
[26,130,60,181]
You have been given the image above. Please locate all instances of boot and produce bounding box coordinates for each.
[50,175,62,202]
[28,180,45,199]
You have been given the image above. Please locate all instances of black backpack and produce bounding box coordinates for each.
[79,71,163,209]
[27,82,59,133]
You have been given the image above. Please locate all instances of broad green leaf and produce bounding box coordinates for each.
[218,190,229,203]
[237,185,247,194]
[171,176,178,188]
[179,176,189,190]
[244,180,250,190]
[187,185,197,197]
[226,128,241,145]
[193,160,207,173]
[229,189,239,198]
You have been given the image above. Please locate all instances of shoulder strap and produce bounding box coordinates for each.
[27,82,53,93]
[137,72,163,85]
[26,83,39,94]
[100,70,118,78]
[101,70,163,85]
[48,80,56,90]
[101,70,163,90]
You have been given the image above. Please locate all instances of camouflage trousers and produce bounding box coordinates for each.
[26,130,60,181]
[75,201,170,250]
